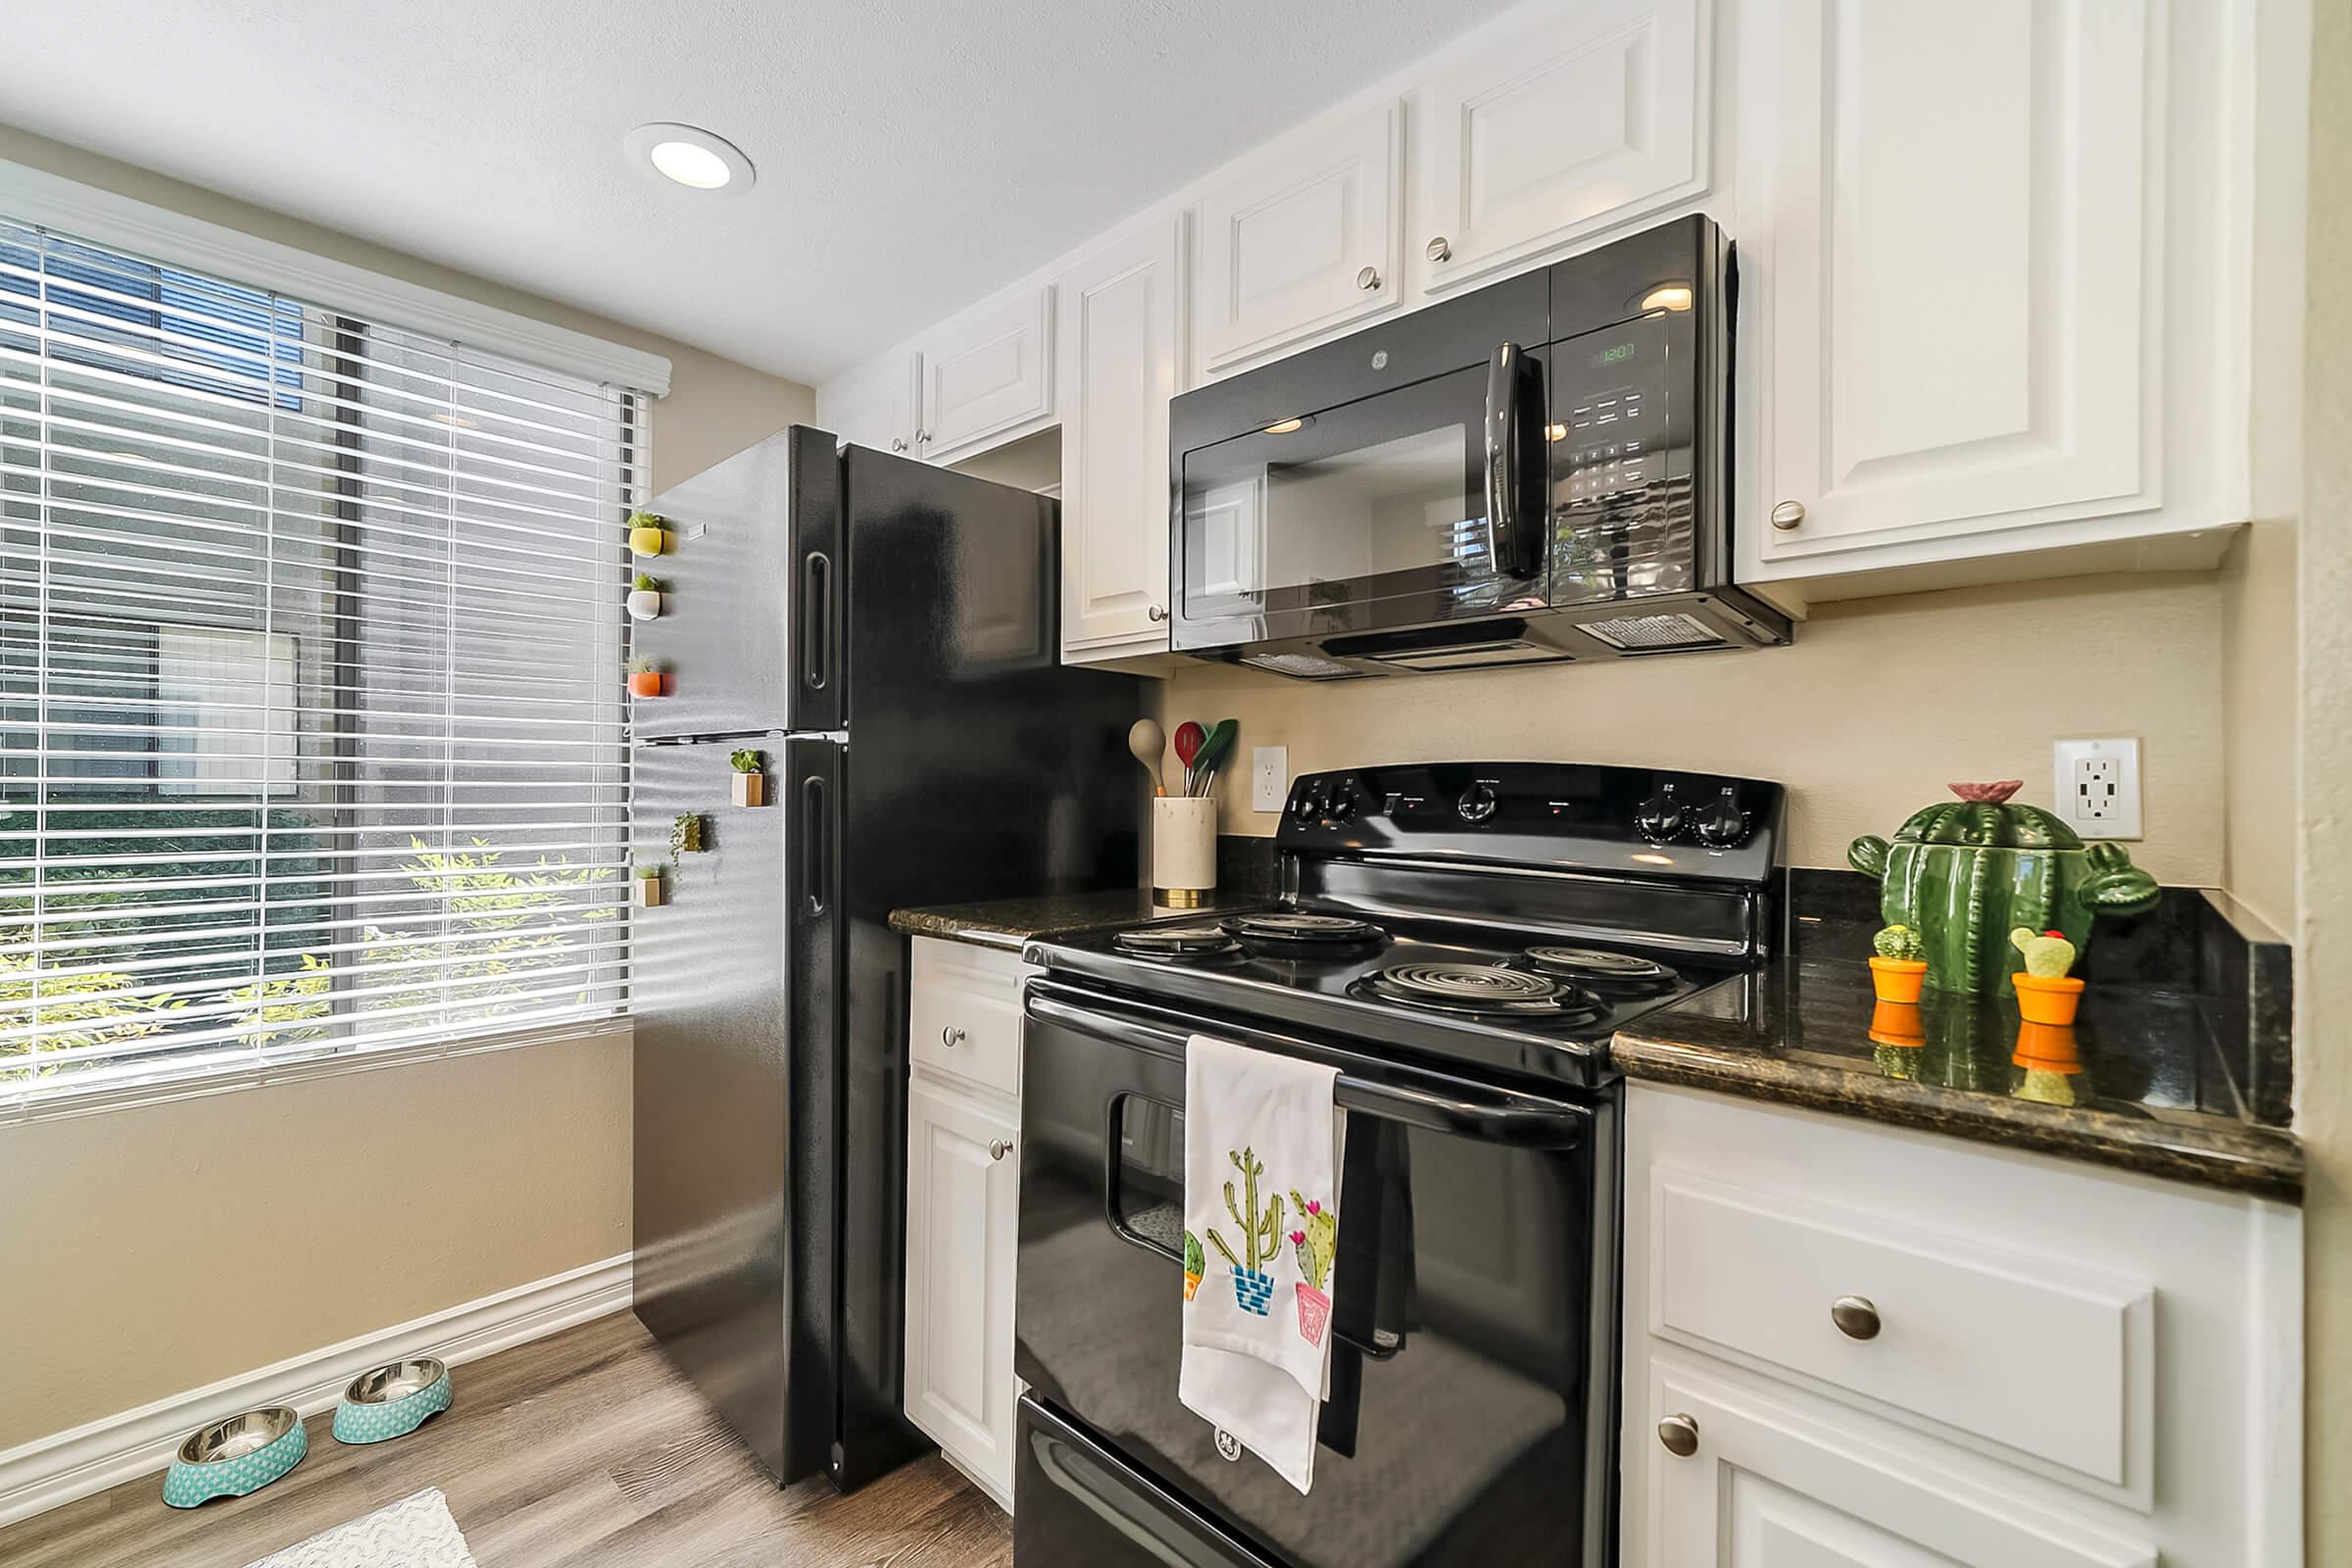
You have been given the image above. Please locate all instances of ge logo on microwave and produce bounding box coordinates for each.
[1370,350,1388,370]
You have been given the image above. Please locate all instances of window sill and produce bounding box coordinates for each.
[0,1013,633,1127]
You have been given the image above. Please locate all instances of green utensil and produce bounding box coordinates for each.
[1189,718,1238,796]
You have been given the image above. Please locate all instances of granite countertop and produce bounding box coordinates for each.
[1612,956,2302,1201]
[888,887,1265,953]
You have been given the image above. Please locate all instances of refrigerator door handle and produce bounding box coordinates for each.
[800,773,829,916]
[802,550,833,694]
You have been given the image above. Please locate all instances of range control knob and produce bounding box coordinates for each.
[1289,790,1316,820]
[1635,787,1685,843]
[1325,791,1355,823]
[1456,782,1498,823]
[1693,789,1750,848]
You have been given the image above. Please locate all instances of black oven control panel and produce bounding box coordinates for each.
[1279,761,1783,882]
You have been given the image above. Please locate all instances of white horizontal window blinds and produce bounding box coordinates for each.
[0,218,641,1103]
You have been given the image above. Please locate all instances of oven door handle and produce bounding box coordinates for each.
[1025,984,1593,1149]
[1483,339,1544,578]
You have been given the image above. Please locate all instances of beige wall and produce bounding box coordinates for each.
[2300,0,2349,1547]
[1157,572,2227,886]
[0,128,811,1448]
[2222,521,2300,930]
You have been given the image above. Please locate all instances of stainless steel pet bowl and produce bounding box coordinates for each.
[333,1356,453,1445]
[163,1406,307,1506]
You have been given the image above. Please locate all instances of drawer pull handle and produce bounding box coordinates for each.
[989,1139,1012,1161]
[941,1026,966,1048]
[1832,1295,1882,1341]
[1657,1413,1699,1457]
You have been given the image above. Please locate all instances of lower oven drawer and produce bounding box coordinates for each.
[1016,1396,1277,1568]
[1015,979,1619,1568]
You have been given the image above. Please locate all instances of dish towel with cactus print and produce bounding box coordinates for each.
[1177,1033,1346,1494]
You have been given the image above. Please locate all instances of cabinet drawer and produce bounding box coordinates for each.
[908,937,1027,1099]
[1650,1167,2149,1488]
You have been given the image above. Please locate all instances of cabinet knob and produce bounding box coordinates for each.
[941,1025,965,1048]
[915,429,932,446]
[1147,603,1168,622]
[989,1139,1012,1161]
[1657,1413,1699,1457]
[1770,500,1806,531]
[890,437,907,453]
[1831,1295,1882,1341]
[1356,265,1382,291]
[1426,236,1452,264]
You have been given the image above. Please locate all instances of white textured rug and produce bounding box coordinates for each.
[242,1489,478,1568]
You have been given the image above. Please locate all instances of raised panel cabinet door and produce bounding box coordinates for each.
[1196,101,1400,374]
[817,352,920,455]
[1753,0,2153,561]
[917,286,1054,463]
[1057,218,1181,656]
[1638,1364,2154,1568]
[903,1079,1019,1503]
[1417,0,1708,293]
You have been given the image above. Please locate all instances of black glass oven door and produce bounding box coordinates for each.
[1175,352,1550,651]
[1015,980,1617,1568]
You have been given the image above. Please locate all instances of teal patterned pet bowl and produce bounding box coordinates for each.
[333,1357,451,1445]
[163,1406,306,1507]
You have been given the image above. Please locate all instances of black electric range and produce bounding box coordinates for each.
[1011,761,1785,1568]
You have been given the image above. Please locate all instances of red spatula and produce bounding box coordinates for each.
[1172,721,1205,795]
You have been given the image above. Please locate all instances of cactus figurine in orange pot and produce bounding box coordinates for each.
[2010,927,2083,1025]
[1868,924,1928,1003]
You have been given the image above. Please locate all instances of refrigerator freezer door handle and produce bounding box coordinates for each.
[800,773,829,916]
[803,551,832,693]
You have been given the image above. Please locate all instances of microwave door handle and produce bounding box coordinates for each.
[1484,340,1523,576]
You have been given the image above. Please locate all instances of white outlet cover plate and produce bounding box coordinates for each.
[2052,737,2142,840]
[1251,746,1288,813]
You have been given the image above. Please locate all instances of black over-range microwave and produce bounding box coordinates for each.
[1166,215,1790,678]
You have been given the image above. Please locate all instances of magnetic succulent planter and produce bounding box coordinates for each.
[627,512,672,559]
[627,573,665,621]
[729,748,767,807]
[627,661,667,699]
[669,813,705,860]
[635,866,668,906]
[1848,781,2158,997]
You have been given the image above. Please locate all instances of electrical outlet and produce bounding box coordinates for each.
[2053,737,2142,840]
[1251,747,1289,812]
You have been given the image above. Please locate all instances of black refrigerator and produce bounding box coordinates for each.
[629,426,1138,1492]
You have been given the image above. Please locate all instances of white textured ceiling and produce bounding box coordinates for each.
[0,0,1524,385]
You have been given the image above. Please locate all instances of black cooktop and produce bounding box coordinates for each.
[1033,903,1745,1091]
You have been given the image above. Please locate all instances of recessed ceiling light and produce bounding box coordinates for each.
[623,122,756,197]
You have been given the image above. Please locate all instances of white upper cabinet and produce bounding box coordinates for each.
[815,351,919,456]
[1194,102,1401,375]
[915,284,1054,464]
[1416,0,1709,294]
[1739,0,2263,582]
[1056,219,1183,660]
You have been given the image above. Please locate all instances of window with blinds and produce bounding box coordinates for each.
[1,217,642,1103]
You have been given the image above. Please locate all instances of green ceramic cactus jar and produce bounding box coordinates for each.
[1847,783,2160,997]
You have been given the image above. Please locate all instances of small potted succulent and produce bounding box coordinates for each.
[627,511,671,560]
[1181,1230,1203,1302]
[2010,927,2083,1025]
[1868,923,1927,1003]
[634,863,667,907]
[627,573,664,621]
[627,659,666,699]
[1288,1190,1336,1348]
[1206,1147,1283,1316]
[670,812,705,861]
[730,748,767,808]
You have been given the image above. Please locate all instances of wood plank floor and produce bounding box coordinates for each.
[0,1311,1011,1568]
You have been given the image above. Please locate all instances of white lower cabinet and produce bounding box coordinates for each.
[1621,1083,2301,1568]
[902,937,1027,1512]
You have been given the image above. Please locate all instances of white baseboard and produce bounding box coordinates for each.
[0,1252,632,1530]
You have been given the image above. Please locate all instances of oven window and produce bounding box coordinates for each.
[1179,361,1547,630]
[1110,1094,1186,1257]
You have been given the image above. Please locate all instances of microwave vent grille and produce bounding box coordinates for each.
[1240,651,1376,681]
[1578,612,1727,652]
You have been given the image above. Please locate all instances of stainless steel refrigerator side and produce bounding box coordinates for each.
[629,426,844,740]
[629,737,828,1482]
